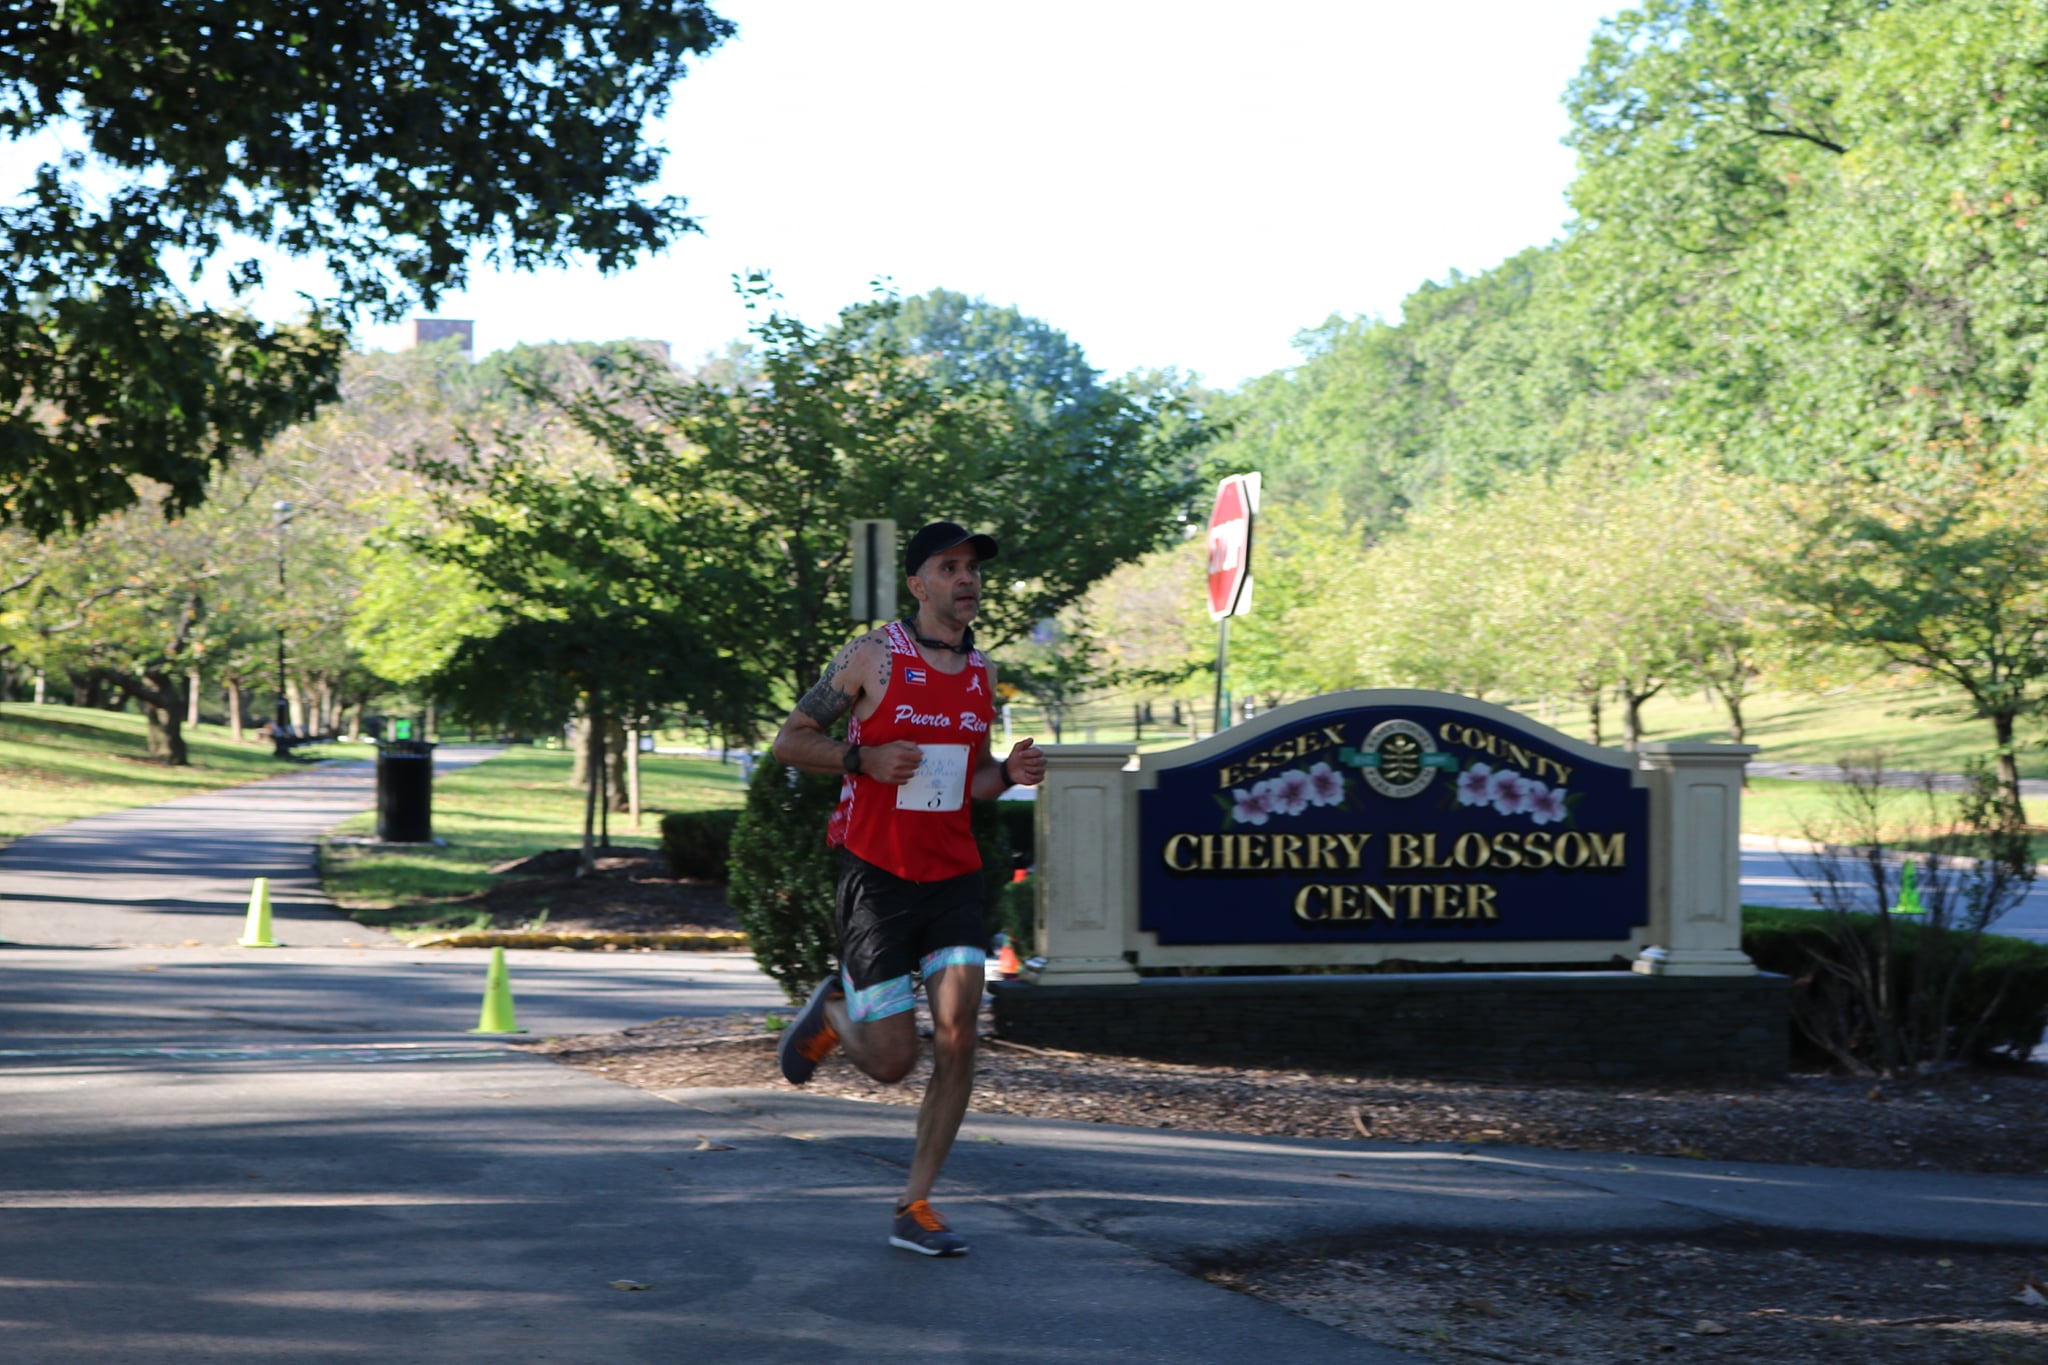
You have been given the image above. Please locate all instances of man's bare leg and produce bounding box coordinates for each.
[902,960,983,1207]
[824,992,918,1083]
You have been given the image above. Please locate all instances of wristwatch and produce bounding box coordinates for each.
[842,743,862,774]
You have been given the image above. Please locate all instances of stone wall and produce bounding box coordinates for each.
[989,971,1790,1080]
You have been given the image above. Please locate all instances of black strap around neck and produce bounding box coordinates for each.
[906,619,974,655]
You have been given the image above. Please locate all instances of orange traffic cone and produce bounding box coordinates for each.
[995,936,1023,978]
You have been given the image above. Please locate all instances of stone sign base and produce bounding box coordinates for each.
[989,972,1790,1081]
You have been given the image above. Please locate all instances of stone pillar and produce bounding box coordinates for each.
[1634,741,1760,977]
[1026,744,1140,986]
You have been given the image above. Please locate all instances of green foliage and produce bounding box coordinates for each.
[546,286,1216,706]
[1759,456,2048,808]
[1,0,732,533]
[1564,0,2048,477]
[1742,906,2048,1066]
[993,799,1036,867]
[727,754,844,1004]
[969,796,1016,945]
[659,808,741,880]
[995,875,1035,957]
[849,287,1104,420]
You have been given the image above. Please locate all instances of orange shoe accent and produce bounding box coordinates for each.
[796,1022,839,1063]
[901,1200,948,1232]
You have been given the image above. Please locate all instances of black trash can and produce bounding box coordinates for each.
[376,739,435,843]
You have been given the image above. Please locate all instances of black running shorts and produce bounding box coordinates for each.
[835,851,987,1021]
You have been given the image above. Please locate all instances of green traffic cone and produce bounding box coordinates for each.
[1891,858,1925,915]
[237,877,279,947]
[469,946,526,1034]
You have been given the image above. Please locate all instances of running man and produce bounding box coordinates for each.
[770,520,1047,1257]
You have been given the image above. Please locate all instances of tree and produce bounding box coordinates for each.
[850,287,1105,420]
[547,289,1215,710]
[1761,453,2048,814]
[1564,0,2048,480]
[21,490,253,762]
[2,0,733,534]
[401,418,753,870]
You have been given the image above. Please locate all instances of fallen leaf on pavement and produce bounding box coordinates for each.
[694,1136,734,1151]
[610,1280,651,1291]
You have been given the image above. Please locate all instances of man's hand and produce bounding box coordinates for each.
[1005,737,1046,787]
[861,740,924,785]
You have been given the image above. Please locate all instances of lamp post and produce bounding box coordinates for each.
[272,500,293,758]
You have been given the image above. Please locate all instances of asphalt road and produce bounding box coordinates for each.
[1739,840,2048,943]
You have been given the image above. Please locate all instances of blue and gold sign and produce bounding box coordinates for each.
[1136,694,1650,946]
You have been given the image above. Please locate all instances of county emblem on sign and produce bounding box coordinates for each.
[1136,693,1651,947]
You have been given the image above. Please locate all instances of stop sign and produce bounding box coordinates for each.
[1206,473,1259,620]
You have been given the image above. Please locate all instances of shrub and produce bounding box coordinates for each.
[1743,906,2048,1065]
[728,756,844,1004]
[993,798,1035,867]
[729,753,1018,1004]
[659,809,741,880]
[996,874,1035,955]
[970,796,1015,947]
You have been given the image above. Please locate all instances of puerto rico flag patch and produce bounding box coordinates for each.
[903,666,928,685]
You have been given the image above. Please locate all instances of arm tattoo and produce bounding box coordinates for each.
[796,649,857,725]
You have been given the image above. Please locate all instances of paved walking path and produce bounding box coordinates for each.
[0,748,504,949]
[0,754,2042,1362]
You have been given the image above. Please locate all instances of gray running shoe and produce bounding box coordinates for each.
[777,977,841,1085]
[890,1200,969,1257]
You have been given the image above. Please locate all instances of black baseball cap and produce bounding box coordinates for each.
[905,521,999,576]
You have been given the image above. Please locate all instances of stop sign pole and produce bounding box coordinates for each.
[1206,472,1260,732]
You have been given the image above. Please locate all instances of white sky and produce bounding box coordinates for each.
[7,0,1626,389]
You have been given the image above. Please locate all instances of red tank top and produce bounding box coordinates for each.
[827,621,995,881]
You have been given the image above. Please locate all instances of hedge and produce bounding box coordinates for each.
[659,808,742,880]
[1741,905,2048,1064]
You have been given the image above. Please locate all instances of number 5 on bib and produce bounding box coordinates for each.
[896,744,969,812]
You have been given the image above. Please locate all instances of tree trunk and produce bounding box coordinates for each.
[1621,678,1663,750]
[97,667,189,765]
[1584,687,1604,748]
[569,709,589,790]
[187,669,201,726]
[226,677,245,742]
[1993,710,2023,817]
[580,697,602,875]
[605,717,631,813]
[627,726,644,829]
[144,695,188,765]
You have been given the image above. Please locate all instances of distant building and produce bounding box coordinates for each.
[410,319,475,359]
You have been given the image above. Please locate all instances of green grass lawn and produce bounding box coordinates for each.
[321,745,750,934]
[1738,777,2048,861]
[1526,681,2048,778]
[1044,680,2048,776]
[0,702,294,847]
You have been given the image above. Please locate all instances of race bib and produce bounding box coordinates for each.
[896,744,970,812]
